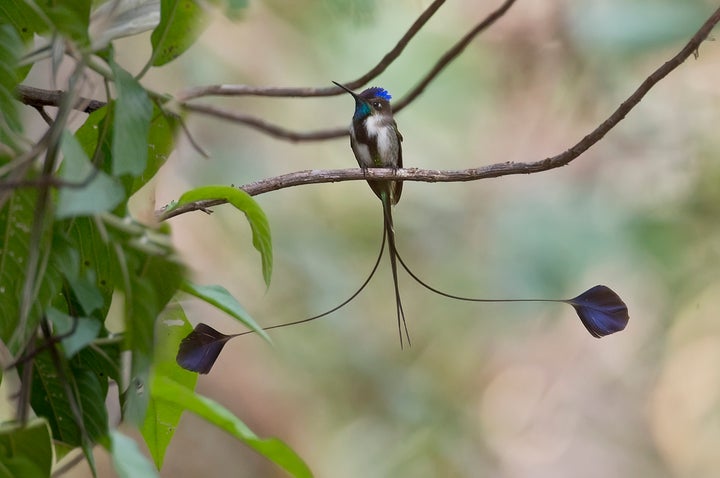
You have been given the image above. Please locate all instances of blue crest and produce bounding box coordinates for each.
[360,87,392,102]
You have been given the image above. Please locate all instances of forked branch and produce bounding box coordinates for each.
[176,0,449,100]
[16,0,517,141]
[178,0,518,140]
[160,5,720,220]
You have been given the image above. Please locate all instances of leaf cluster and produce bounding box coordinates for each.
[0,1,304,477]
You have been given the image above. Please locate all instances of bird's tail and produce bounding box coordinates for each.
[382,192,410,348]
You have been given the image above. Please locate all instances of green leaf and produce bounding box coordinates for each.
[0,1,49,42]
[125,257,183,380]
[0,182,33,347]
[74,106,110,161]
[110,228,184,424]
[171,185,273,285]
[64,217,117,316]
[56,130,126,218]
[153,376,313,478]
[74,367,110,440]
[0,189,65,353]
[29,351,109,447]
[74,343,122,386]
[0,419,53,478]
[66,273,105,315]
[141,304,198,469]
[0,1,46,83]
[130,106,179,196]
[121,269,159,424]
[122,272,159,360]
[0,24,23,151]
[46,307,101,358]
[41,1,91,46]
[150,0,210,67]
[109,430,159,478]
[179,281,271,343]
[110,61,152,176]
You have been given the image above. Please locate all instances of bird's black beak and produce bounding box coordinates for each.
[332,81,359,100]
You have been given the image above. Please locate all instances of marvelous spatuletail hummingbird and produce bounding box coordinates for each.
[331,80,410,347]
[174,83,630,375]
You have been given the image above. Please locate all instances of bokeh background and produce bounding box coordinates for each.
[59,0,720,476]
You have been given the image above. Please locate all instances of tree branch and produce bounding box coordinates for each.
[181,102,346,141]
[179,0,518,141]
[393,0,517,113]
[160,5,720,220]
[15,0,515,143]
[176,0,447,101]
[16,0,448,112]
[15,85,105,113]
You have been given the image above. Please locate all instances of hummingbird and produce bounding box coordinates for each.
[174,85,631,375]
[332,81,410,347]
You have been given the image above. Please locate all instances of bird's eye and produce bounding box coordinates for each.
[373,102,382,109]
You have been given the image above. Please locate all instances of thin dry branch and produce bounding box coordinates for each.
[176,0,447,101]
[160,5,720,221]
[394,0,516,112]
[16,0,515,143]
[16,85,105,113]
[181,103,346,141]
[179,0,517,141]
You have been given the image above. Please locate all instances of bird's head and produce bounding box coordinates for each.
[333,81,393,121]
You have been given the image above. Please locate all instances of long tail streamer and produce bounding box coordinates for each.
[178,219,629,374]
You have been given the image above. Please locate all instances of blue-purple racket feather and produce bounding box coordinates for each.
[176,323,233,374]
[568,285,629,338]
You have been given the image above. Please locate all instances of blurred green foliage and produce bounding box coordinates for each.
[0,1,307,477]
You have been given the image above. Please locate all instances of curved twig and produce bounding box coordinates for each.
[181,103,346,141]
[176,0,447,101]
[16,85,106,113]
[180,0,518,141]
[160,5,720,220]
[16,0,516,143]
[393,0,516,112]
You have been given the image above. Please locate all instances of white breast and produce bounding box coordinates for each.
[364,115,394,167]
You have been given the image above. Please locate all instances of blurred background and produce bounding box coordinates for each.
[55,0,720,476]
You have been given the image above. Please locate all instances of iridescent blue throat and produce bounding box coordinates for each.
[353,102,371,121]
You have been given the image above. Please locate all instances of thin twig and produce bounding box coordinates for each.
[176,0,447,101]
[16,85,106,113]
[32,105,54,125]
[1,87,108,192]
[16,0,447,109]
[159,5,720,220]
[8,315,79,368]
[0,169,102,191]
[178,115,210,158]
[394,0,517,112]
[180,0,517,141]
[181,103,347,141]
[14,0,513,143]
